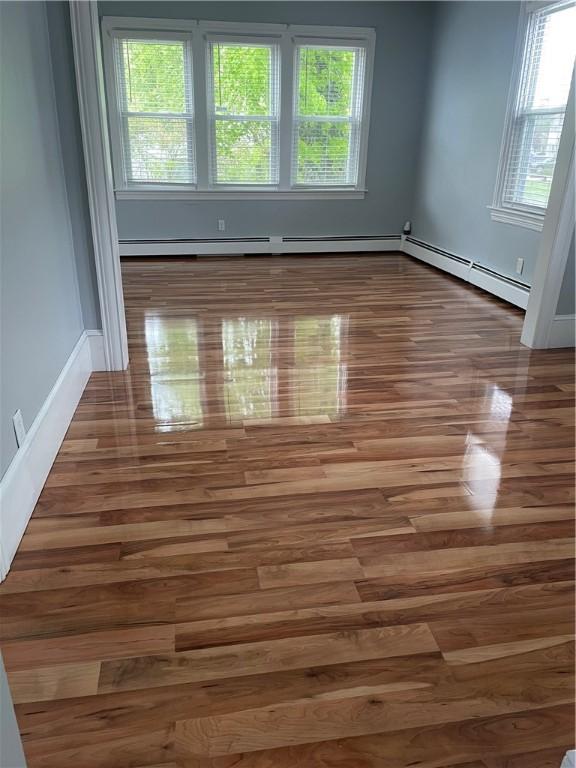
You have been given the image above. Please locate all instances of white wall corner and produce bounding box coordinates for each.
[547,314,576,348]
[0,332,96,581]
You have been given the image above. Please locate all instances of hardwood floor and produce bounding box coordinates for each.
[1,253,574,767]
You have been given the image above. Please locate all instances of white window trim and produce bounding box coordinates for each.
[101,17,375,199]
[490,0,573,231]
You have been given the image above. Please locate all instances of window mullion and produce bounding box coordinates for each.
[214,115,274,122]
[191,28,210,190]
[279,33,295,190]
[183,38,196,185]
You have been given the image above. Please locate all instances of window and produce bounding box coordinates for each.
[492,1,575,229]
[102,20,374,197]
[112,35,196,185]
[293,44,365,186]
[208,40,280,185]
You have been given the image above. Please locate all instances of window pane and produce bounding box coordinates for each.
[214,120,274,184]
[209,42,279,186]
[503,2,575,209]
[298,47,356,117]
[127,117,192,182]
[120,40,187,113]
[212,44,273,116]
[506,113,564,208]
[295,121,353,185]
[530,5,576,110]
[293,44,365,186]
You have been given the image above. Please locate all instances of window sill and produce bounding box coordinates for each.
[115,188,367,201]
[488,205,545,232]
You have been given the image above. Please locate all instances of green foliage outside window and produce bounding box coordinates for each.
[121,39,193,182]
[122,39,187,112]
[296,47,357,185]
[118,39,361,186]
[212,44,275,183]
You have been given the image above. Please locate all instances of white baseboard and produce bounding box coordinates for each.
[467,265,530,309]
[119,236,402,257]
[547,314,576,348]
[402,236,530,309]
[401,236,472,282]
[0,330,102,581]
[86,329,106,370]
[278,237,401,254]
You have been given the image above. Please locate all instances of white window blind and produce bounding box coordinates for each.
[113,35,196,185]
[502,1,575,210]
[292,43,366,186]
[207,40,280,185]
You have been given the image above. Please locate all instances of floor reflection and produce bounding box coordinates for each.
[144,316,205,429]
[222,318,278,421]
[463,383,514,524]
[144,313,350,427]
[292,315,348,417]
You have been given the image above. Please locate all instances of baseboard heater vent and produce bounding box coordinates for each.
[121,237,269,244]
[470,263,531,290]
[283,234,399,243]
[404,236,471,266]
[119,234,402,257]
[402,235,530,310]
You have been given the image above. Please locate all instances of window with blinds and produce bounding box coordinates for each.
[208,41,280,185]
[293,44,366,186]
[113,36,196,185]
[500,1,575,212]
[102,20,374,195]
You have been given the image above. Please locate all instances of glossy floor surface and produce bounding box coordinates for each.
[1,254,574,768]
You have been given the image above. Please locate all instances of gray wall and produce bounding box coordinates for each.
[0,1,85,476]
[0,655,26,768]
[98,1,435,240]
[411,1,541,285]
[556,233,575,315]
[46,2,101,330]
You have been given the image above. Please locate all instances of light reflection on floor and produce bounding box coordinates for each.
[464,384,514,526]
[144,313,349,428]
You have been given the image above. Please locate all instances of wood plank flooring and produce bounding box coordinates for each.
[1,253,574,767]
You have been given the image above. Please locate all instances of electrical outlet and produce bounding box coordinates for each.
[516,257,524,275]
[218,219,225,232]
[13,409,26,447]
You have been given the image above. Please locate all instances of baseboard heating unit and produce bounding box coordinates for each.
[119,234,402,257]
[402,236,530,309]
